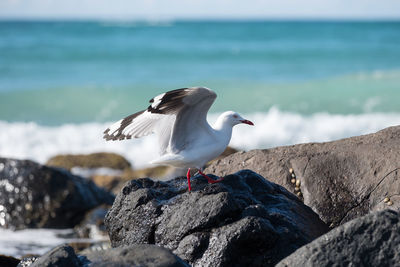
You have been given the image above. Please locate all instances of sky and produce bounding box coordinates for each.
[0,0,400,20]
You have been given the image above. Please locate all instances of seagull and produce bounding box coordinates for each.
[103,87,254,191]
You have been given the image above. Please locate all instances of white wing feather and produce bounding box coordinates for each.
[104,87,217,156]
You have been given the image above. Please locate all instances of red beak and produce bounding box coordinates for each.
[240,119,254,126]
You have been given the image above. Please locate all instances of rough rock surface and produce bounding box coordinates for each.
[277,209,400,267]
[30,245,81,267]
[22,244,188,267]
[0,158,114,229]
[206,126,400,227]
[83,244,190,267]
[105,170,328,266]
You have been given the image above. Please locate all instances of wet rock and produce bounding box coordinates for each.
[105,170,328,266]
[46,152,131,171]
[23,244,188,267]
[0,254,20,267]
[83,244,189,267]
[30,245,80,267]
[206,126,400,227]
[17,256,38,267]
[276,210,400,267]
[0,158,114,229]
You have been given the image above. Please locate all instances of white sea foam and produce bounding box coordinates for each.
[1,108,400,168]
[0,228,105,257]
[229,108,400,150]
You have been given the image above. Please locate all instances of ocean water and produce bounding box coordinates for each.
[0,20,400,167]
[0,228,106,258]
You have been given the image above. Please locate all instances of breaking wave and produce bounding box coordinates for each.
[1,108,400,168]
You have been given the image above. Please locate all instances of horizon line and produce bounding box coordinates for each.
[1,16,400,22]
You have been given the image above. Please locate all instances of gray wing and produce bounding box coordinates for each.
[103,87,217,155]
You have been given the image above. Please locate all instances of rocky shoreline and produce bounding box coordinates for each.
[1,126,399,266]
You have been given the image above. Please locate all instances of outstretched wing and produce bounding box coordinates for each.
[103,87,217,155]
[103,110,161,140]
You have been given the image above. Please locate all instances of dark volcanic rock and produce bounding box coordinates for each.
[105,170,328,266]
[0,158,114,229]
[83,244,189,267]
[30,245,80,267]
[0,254,20,267]
[206,126,400,227]
[277,210,400,267]
[23,244,188,267]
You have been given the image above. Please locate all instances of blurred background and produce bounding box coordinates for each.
[0,0,400,168]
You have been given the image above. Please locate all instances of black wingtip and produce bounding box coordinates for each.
[103,110,145,141]
[103,128,122,141]
[103,130,132,141]
[103,129,112,141]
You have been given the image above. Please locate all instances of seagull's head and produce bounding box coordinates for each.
[220,111,254,127]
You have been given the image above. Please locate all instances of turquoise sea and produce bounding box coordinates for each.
[0,20,400,167]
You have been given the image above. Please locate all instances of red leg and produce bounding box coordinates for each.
[198,170,224,184]
[187,168,192,191]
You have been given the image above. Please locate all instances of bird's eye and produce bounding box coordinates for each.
[233,114,238,118]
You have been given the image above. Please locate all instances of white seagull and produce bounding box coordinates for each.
[103,87,254,191]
